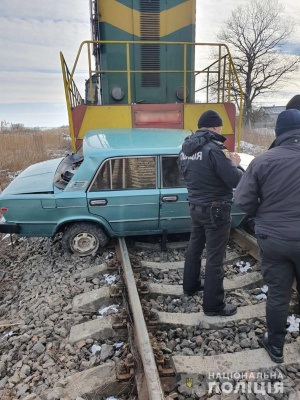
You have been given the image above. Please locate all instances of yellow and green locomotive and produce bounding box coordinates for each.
[61,0,242,152]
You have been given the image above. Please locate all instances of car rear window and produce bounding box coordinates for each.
[161,156,186,188]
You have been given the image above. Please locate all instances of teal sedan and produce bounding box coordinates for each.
[0,129,246,256]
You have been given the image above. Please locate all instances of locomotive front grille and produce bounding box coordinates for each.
[140,0,160,87]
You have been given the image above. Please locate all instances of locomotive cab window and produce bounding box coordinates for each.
[90,156,157,191]
[161,156,186,188]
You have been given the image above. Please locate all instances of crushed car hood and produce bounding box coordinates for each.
[1,158,63,195]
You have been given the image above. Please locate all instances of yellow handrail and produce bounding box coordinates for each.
[60,40,243,152]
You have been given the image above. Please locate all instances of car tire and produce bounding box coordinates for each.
[62,223,109,256]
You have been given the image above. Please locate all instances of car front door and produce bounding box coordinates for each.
[87,156,160,235]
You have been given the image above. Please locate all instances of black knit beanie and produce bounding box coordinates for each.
[286,95,300,111]
[198,110,223,129]
[275,109,300,137]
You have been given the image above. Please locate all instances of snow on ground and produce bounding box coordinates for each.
[237,138,270,169]
[240,140,267,156]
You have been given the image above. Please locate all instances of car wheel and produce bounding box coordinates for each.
[62,223,109,256]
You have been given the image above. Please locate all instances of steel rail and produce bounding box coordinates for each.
[117,237,165,400]
[232,228,260,261]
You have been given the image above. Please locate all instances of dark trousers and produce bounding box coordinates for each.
[183,203,231,313]
[258,235,300,348]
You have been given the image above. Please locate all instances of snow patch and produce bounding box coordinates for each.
[261,285,268,293]
[286,314,300,332]
[255,285,268,300]
[104,274,116,284]
[113,341,124,349]
[256,293,267,300]
[234,261,252,273]
[1,331,13,340]
[98,304,119,318]
[91,344,102,355]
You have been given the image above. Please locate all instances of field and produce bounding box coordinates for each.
[0,127,72,192]
[241,126,274,152]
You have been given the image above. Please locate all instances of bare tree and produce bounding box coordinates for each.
[217,0,300,125]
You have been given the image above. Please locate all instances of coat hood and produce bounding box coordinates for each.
[181,130,225,156]
[268,128,300,149]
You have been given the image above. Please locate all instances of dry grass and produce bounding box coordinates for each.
[0,127,72,191]
[241,126,275,150]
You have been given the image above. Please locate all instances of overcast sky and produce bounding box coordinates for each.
[0,0,299,128]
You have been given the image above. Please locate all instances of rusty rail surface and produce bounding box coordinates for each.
[232,228,260,261]
[116,237,165,400]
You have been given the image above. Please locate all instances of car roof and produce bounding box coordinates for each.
[83,128,189,157]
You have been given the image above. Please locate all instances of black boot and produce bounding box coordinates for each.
[259,332,284,363]
[204,303,237,316]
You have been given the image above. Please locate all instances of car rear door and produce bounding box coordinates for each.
[159,155,191,233]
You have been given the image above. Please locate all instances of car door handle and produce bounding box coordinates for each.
[89,199,108,206]
[161,195,178,203]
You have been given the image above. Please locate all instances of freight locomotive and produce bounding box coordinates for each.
[61,0,243,152]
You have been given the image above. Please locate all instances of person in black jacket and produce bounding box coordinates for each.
[234,109,300,363]
[179,110,243,316]
[286,95,300,314]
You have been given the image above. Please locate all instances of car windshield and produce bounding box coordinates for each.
[54,149,84,189]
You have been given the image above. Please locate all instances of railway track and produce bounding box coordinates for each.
[58,230,300,400]
[44,229,299,400]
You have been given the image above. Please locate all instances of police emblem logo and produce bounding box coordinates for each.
[222,149,231,159]
[186,377,193,388]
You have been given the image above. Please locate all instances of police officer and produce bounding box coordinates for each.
[235,109,300,363]
[179,110,243,316]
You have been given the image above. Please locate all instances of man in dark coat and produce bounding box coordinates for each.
[179,110,243,316]
[234,109,300,363]
[286,95,300,313]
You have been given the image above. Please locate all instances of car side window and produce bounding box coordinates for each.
[90,157,156,191]
[161,156,186,188]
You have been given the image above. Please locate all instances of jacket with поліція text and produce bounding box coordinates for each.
[179,129,243,206]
